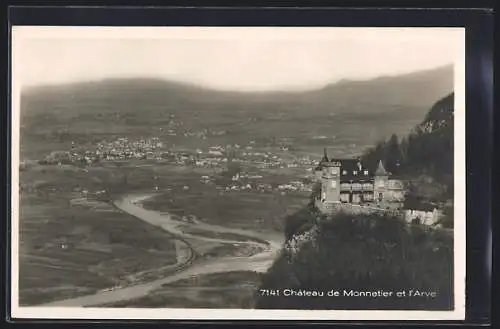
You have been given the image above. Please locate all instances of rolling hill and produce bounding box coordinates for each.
[21,64,452,116]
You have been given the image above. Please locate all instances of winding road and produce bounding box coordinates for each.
[40,193,284,307]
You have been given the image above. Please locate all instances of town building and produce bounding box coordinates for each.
[314,149,405,212]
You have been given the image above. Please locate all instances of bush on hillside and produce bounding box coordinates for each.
[283,204,320,240]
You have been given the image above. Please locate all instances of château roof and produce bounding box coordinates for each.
[321,158,373,180]
[331,158,363,171]
[316,149,391,179]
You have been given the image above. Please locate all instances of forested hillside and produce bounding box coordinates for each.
[361,93,453,183]
[361,93,454,220]
[255,211,453,310]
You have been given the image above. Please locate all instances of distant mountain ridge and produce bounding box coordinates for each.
[21,65,453,118]
[305,64,453,110]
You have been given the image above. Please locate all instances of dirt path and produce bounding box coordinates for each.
[40,193,283,307]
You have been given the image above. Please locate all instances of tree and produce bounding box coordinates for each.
[439,205,454,228]
[309,182,321,205]
[283,206,317,240]
[385,134,402,173]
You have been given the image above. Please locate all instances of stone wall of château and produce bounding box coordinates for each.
[315,200,402,218]
[404,209,443,226]
[314,199,444,227]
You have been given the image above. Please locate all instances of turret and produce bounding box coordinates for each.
[321,148,329,163]
[375,160,388,176]
[315,148,329,180]
[374,160,388,203]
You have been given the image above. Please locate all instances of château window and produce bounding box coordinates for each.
[364,170,369,175]
[342,170,347,175]
[353,170,358,175]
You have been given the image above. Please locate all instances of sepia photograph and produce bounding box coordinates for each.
[10,26,465,320]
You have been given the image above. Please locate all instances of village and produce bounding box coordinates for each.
[39,135,315,168]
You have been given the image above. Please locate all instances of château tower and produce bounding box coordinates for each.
[320,149,341,203]
[321,148,329,163]
[373,160,389,202]
[315,148,329,180]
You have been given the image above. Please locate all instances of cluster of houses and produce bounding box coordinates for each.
[40,137,166,165]
[277,181,314,193]
[218,180,312,194]
[197,170,313,195]
[176,146,314,171]
[94,137,164,161]
[183,128,227,139]
[212,182,272,193]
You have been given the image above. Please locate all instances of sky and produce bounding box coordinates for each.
[12,27,464,92]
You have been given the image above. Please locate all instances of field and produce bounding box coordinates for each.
[178,225,264,243]
[18,164,180,305]
[200,243,265,259]
[141,184,310,233]
[96,271,263,308]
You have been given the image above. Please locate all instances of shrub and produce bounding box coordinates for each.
[284,206,317,240]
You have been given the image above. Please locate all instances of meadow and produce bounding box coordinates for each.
[18,164,179,305]
[141,186,310,233]
[96,271,262,308]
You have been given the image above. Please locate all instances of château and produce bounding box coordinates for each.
[314,148,405,214]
